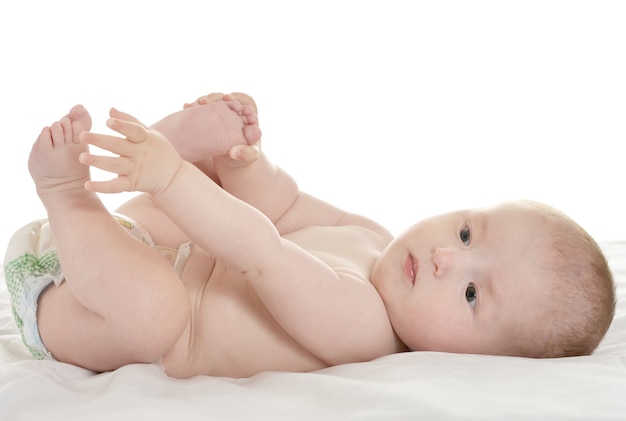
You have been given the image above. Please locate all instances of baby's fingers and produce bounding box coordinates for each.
[80,132,133,157]
[79,152,135,176]
[184,92,225,108]
[106,117,151,144]
[104,109,152,144]
[109,108,145,126]
[228,143,260,162]
[84,177,132,194]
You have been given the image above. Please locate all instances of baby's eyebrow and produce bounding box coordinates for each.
[475,212,489,241]
[475,268,497,320]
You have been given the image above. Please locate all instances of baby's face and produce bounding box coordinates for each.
[371,202,547,355]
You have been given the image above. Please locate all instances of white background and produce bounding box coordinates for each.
[0,1,624,254]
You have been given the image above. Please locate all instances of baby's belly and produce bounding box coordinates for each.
[161,246,325,378]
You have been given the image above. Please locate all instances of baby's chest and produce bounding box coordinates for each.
[284,225,386,282]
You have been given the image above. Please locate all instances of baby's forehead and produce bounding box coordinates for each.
[480,205,549,239]
[477,202,545,219]
[475,209,553,299]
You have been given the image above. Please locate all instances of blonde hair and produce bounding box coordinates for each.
[508,201,615,358]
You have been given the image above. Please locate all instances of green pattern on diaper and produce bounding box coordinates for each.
[4,250,60,359]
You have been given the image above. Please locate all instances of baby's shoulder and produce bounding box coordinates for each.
[285,224,389,250]
[284,225,389,282]
[336,213,393,242]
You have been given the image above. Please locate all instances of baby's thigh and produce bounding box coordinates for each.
[115,193,189,249]
[37,282,163,372]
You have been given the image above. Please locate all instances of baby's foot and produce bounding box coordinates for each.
[185,92,258,114]
[29,105,92,198]
[151,99,261,163]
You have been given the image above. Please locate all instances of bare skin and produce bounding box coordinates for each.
[24,91,614,378]
[31,106,186,371]
[151,95,261,162]
[104,98,394,377]
[32,97,396,378]
[32,100,282,375]
[148,93,260,183]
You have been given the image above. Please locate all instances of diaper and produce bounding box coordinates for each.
[3,214,190,360]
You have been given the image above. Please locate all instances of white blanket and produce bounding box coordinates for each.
[2,242,626,420]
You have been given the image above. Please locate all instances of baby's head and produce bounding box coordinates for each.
[502,201,615,357]
[371,200,615,358]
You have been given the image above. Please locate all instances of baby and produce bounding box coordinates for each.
[4,93,615,378]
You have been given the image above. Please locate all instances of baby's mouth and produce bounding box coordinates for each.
[405,254,417,286]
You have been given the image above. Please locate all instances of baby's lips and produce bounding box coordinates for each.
[405,255,418,286]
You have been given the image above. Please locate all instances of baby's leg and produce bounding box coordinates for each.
[150,99,261,164]
[32,107,189,372]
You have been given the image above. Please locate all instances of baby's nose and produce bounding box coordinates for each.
[431,247,454,277]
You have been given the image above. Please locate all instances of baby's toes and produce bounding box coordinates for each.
[243,112,258,126]
[49,121,66,147]
[241,104,256,117]
[68,104,92,132]
[225,100,244,114]
[243,124,262,145]
[33,127,54,152]
[60,117,74,144]
[71,120,84,144]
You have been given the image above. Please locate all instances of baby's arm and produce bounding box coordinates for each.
[80,110,396,365]
[169,93,389,238]
[217,151,391,238]
[157,162,396,365]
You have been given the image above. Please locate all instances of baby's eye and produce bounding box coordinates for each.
[459,226,471,246]
[465,284,477,308]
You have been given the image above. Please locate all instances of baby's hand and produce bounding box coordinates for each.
[79,109,182,195]
[184,92,258,114]
[215,139,261,169]
[183,92,226,109]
